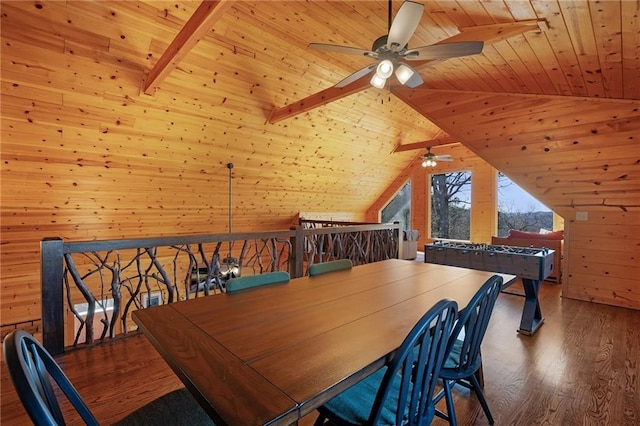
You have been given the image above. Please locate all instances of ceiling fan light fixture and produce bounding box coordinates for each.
[376,59,394,79]
[370,73,387,89]
[395,63,414,85]
[308,0,485,94]
[422,158,437,168]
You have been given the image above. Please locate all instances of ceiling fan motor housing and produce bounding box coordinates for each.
[371,35,388,52]
[371,35,409,56]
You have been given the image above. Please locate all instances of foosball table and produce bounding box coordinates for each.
[424,241,555,335]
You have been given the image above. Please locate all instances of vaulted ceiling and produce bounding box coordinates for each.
[245,0,639,216]
[1,0,639,229]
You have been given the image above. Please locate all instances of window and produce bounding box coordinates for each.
[430,171,471,240]
[381,181,411,231]
[497,173,551,236]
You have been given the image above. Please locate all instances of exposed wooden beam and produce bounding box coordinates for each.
[143,0,233,95]
[268,20,544,123]
[458,20,544,43]
[392,134,459,153]
[267,74,372,124]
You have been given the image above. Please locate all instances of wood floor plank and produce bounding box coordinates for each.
[2,276,639,425]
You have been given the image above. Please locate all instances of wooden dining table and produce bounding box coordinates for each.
[132,259,516,425]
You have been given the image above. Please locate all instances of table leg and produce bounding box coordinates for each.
[518,278,544,335]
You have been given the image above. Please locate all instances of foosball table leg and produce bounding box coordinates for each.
[518,278,544,335]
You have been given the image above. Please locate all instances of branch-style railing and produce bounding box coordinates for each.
[300,219,375,228]
[41,223,401,354]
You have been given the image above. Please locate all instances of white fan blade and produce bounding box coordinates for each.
[404,41,484,60]
[335,63,377,88]
[387,1,424,52]
[435,155,454,161]
[308,43,377,58]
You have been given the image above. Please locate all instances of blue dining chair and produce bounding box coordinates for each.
[314,298,458,426]
[308,259,353,276]
[225,271,290,293]
[435,274,503,426]
[3,329,215,426]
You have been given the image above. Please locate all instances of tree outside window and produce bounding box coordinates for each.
[381,181,411,231]
[430,172,471,240]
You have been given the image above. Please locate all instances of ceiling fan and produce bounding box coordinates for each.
[308,0,484,89]
[421,147,453,167]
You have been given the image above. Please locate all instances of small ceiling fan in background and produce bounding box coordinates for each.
[308,0,484,89]
[421,147,453,167]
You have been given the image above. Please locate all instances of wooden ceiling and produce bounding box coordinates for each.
[1,0,639,228]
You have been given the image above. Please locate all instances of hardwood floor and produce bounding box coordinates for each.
[2,278,639,425]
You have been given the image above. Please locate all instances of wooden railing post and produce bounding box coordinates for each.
[395,221,402,259]
[290,225,305,278]
[41,237,65,355]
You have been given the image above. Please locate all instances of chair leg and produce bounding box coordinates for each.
[469,374,494,425]
[442,379,458,426]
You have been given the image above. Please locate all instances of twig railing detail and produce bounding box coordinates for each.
[41,223,400,354]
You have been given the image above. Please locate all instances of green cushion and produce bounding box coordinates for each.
[321,367,407,425]
[308,259,352,276]
[225,271,290,293]
[444,338,463,369]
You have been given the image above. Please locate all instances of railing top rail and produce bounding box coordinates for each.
[302,223,401,236]
[55,230,296,254]
[51,224,401,254]
[300,219,377,226]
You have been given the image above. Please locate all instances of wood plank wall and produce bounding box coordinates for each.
[565,212,639,309]
[395,88,640,309]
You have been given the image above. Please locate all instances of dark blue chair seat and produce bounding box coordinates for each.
[115,388,213,425]
[318,366,408,425]
[315,299,458,426]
